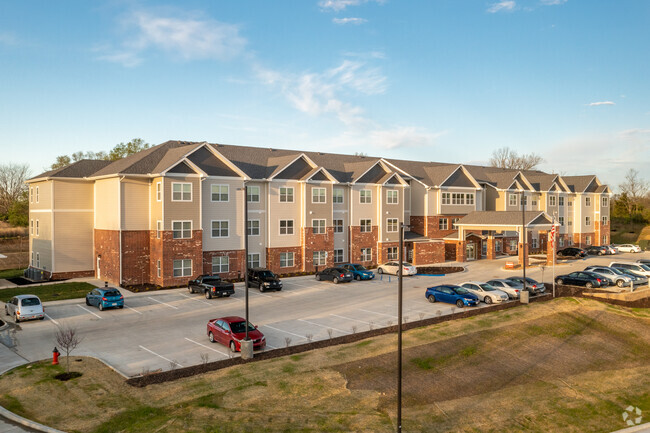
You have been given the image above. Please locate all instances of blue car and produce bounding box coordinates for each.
[425,284,480,308]
[85,288,124,311]
[341,263,375,281]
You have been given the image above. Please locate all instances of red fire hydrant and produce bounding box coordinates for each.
[52,347,59,365]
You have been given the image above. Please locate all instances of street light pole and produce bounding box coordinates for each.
[522,191,527,292]
[397,222,404,433]
[244,184,250,342]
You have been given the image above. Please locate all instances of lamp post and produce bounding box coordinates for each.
[521,191,527,299]
[397,222,406,433]
[240,184,253,359]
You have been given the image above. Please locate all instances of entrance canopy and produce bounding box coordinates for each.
[455,211,553,241]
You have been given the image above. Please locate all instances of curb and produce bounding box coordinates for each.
[611,422,650,433]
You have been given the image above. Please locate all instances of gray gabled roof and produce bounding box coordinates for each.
[457,211,552,227]
[29,159,113,181]
[561,175,596,193]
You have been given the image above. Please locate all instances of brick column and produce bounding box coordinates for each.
[486,237,496,260]
[456,241,466,262]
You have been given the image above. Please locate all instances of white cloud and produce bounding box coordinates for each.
[99,10,246,66]
[318,0,383,12]
[487,1,516,13]
[540,0,567,5]
[587,101,615,106]
[332,17,368,25]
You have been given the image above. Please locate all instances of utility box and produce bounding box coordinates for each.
[520,290,530,304]
[240,339,254,360]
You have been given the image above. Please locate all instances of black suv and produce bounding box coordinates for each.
[247,268,283,292]
[557,247,587,258]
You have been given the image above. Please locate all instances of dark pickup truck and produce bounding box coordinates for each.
[188,275,235,299]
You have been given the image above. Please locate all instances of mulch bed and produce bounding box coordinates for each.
[416,266,464,275]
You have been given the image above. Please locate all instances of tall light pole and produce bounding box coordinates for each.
[240,184,253,359]
[521,191,527,295]
[397,222,405,433]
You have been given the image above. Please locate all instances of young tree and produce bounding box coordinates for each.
[489,147,544,171]
[0,163,30,217]
[55,326,82,374]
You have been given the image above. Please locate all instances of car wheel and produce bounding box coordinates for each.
[586,282,593,289]
[575,254,581,259]
[85,298,90,306]
[599,252,604,256]
[230,341,237,352]
[355,275,361,281]
[378,268,383,274]
[39,316,44,320]
[14,313,20,323]
[205,290,212,299]
[617,280,624,287]
[209,332,215,343]
[456,300,464,308]
[484,296,492,304]
[557,279,564,285]
[427,295,436,303]
[333,277,339,284]
[99,303,105,311]
[259,286,265,293]
[118,305,124,309]
[315,274,321,281]
[188,285,193,293]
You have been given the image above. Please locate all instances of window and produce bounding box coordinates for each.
[312,219,326,234]
[35,220,39,236]
[211,220,229,238]
[509,240,517,251]
[172,183,192,201]
[211,184,229,202]
[439,218,448,230]
[30,188,33,203]
[559,216,564,226]
[36,252,40,268]
[559,197,564,206]
[549,195,556,206]
[333,219,344,233]
[568,200,573,207]
[360,219,372,233]
[212,256,229,274]
[452,218,459,229]
[602,235,608,245]
[360,248,372,262]
[452,193,465,205]
[532,238,538,248]
[247,253,260,269]
[386,190,398,204]
[532,198,537,206]
[313,251,326,266]
[334,249,344,263]
[312,187,326,203]
[585,216,591,226]
[173,221,192,239]
[466,194,474,205]
[280,187,294,203]
[173,259,192,277]
[247,186,260,203]
[509,194,517,206]
[568,238,573,246]
[568,217,573,227]
[280,252,294,268]
[495,240,502,252]
[386,218,398,233]
[35,187,39,203]
[31,252,34,266]
[247,220,260,236]
[360,189,372,204]
[559,237,564,247]
[280,220,294,235]
[30,220,34,235]
[442,192,450,205]
[586,236,592,246]
[387,247,398,261]
[602,216,608,225]
[585,197,591,206]
[156,220,162,239]
[156,182,161,201]
[602,196,608,207]
[157,260,161,277]
[333,188,344,204]
[521,196,527,206]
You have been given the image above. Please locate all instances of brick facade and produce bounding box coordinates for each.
[303,227,335,272]
[122,231,151,286]
[203,249,245,280]
[411,215,467,238]
[410,216,425,236]
[160,230,203,287]
[51,270,95,280]
[349,225,378,267]
[267,246,303,274]
[377,241,400,264]
[412,241,445,265]
[573,232,595,249]
[94,229,121,286]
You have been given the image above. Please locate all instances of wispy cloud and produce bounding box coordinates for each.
[540,0,567,5]
[587,101,615,106]
[487,1,516,13]
[318,0,383,12]
[332,17,368,25]
[98,10,246,66]
[369,127,448,149]
[0,31,18,46]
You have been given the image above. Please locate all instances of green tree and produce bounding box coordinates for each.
[50,138,149,169]
[7,191,28,226]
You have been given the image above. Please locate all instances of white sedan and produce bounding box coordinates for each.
[376,262,417,276]
[460,282,509,304]
[617,244,642,253]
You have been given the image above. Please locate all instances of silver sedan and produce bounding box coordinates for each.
[460,282,509,304]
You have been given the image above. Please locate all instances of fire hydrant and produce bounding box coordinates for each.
[52,347,59,365]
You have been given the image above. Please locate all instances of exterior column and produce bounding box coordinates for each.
[546,230,556,265]
[486,235,496,260]
[456,241,466,262]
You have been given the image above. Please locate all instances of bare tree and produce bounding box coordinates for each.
[619,169,649,214]
[489,147,543,171]
[0,163,30,216]
[50,138,149,170]
[55,326,82,374]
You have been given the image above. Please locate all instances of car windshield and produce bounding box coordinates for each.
[402,262,413,266]
[230,321,257,334]
[258,271,275,278]
[355,265,367,271]
[203,277,222,285]
[104,291,121,297]
[479,284,496,291]
[609,268,627,275]
[640,264,650,271]
[453,287,470,295]
[21,297,41,306]
[504,281,520,287]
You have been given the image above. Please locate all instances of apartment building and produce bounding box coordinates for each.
[26,141,611,287]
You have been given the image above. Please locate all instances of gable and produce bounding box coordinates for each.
[584,179,599,193]
[310,170,329,181]
[528,214,552,226]
[441,168,475,188]
[168,161,198,174]
[275,157,313,180]
[385,175,401,185]
[357,163,389,184]
[514,173,533,191]
[549,183,560,192]
[186,146,241,177]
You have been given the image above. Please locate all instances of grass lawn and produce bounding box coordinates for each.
[0,282,97,302]
[0,268,24,279]
[610,221,650,245]
[0,298,648,433]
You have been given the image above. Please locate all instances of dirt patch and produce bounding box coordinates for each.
[416,266,464,274]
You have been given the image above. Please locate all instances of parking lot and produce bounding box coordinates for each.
[1,252,648,377]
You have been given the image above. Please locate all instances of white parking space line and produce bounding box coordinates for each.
[77,305,102,319]
[184,338,230,358]
[330,314,372,325]
[298,319,350,335]
[44,313,59,325]
[139,345,183,367]
[124,305,142,315]
[147,296,179,309]
[358,308,398,318]
[178,293,211,305]
[263,325,307,340]
[248,290,274,298]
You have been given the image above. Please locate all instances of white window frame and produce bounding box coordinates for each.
[568,217,573,227]
[247,253,261,269]
[31,251,34,266]
[30,187,33,203]
[586,235,592,246]
[156,182,162,202]
[558,196,564,206]
[280,219,294,235]
[585,197,591,207]
[386,190,398,205]
[559,216,564,226]
[35,220,39,236]
[211,220,229,238]
[247,219,260,236]
[360,189,372,204]
[333,188,344,204]
[466,193,474,205]
[279,187,294,203]
[602,216,608,225]
[585,216,591,226]
[602,196,608,207]
[360,219,372,233]
[333,219,344,233]
[495,240,502,252]
[387,247,398,261]
[36,252,40,268]
[386,218,398,233]
[509,194,517,207]
[35,187,39,203]
[452,218,459,229]
[532,238,538,248]
[312,219,326,235]
[559,237,565,247]
[549,195,556,206]
[333,249,344,263]
[442,192,450,205]
[212,256,229,274]
[439,218,448,230]
[247,186,260,203]
[30,219,34,235]
[156,220,162,239]
[211,184,229,202]
[172,182,192,202]
[157,260,161,277]
[172,220,192,239]
[173,259,192,277]
[360,248,372,262]
[280,252,294,268]
[313,251,326,266]
[312,187,326,204]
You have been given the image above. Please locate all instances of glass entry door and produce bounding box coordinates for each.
[466,243,476,260]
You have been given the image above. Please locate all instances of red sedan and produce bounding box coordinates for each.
[206,316,266,352]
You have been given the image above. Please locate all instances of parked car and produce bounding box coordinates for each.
[555,271,607,288]
[207,316,266,352]
[4,295,44,322]
[459,282,509,304]
[636,259,650,266]
[377,262,417,276]
[486,279,522,299]
[85,287,124,310]
[557,247,587,258]
[341,263,375,280]
[315,267,353,283]
[247,268,282,292]
[614,268,649,286]
[603,245,618,255]
[609,262,650,278]
[585,246,607,256]
[425,285,479,308]
[616,244,642,253]
[583,266,632,288]
[505,276,546,294]
[188,275,235,299]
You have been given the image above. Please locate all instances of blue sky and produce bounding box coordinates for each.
[1,0,648,190]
